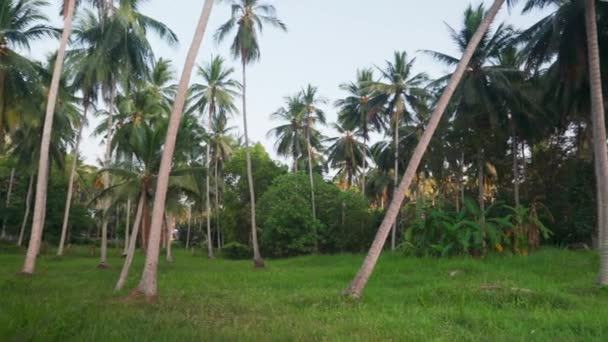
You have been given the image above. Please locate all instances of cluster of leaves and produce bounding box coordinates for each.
[402,199,551,257]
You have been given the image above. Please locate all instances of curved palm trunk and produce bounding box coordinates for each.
[343,0,505,299]
[134,0,215,299]
[115,190,145,291]
[205,109,215,259]
[242,61,264,268]
[391,118,399,251]
[585,0,608,285]
[1,168,15,239]
[306,126,318,253]
[21,0,76,274]
[58,105,88,256]
[17,175,34,246]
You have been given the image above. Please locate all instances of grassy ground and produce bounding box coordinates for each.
[1,245,607,341]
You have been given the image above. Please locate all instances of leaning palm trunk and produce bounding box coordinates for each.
[58,105,88,256]
[115,190,145,291]
[21,0,76,274]
[17,175,34,246]
[343,0,506,299]
[306,126,318,253]
[391,117,399,250]
[242,60,264,268]
[205,110,214,258]
[585,0,608,285]
[1,168,15,239]
[133,0,215,299]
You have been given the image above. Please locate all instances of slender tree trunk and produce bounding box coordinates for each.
[205,109,214,259]
[123,199,130,256]
[362,137,367,196]
[478,148,487,253]
[166,215,174,263]
[215,158,221,249]
[115,190,145,291]
[21,0,76,274]
[0,70,6,147]
[186,206,191,249]
[510,118,520,207]
[306,125,318,253]
[98,87,115,269]
[391,117,399,251]
[1,168,15,239]
[343,0,505,299]
[17,175,34,247]
[58,105,88,256]
[134,0,215,299]
[242,61,264,268]
[585,0,608,285]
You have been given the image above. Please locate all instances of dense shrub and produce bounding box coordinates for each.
[258,173,375,257]
[222,242,252,260]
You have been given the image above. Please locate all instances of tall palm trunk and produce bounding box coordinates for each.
[1,168,15,239]
[510,117,520,207]
[115,189,145,291]
[58,105,88,256]
[362,137,367,196]
[134,0,214,299]
[186,206,191,249]
[123,199,130,256]
[205,107,215,258]
[215,157,221,249]
[242,60,264,268]
[343,0,505,299]
[585,0,608,285]
[17,175,34,246]
[99,87,115,269]
[478,148,487,253]
[21,0,76,274]
[391,117,399,250]
[306,125,318,253]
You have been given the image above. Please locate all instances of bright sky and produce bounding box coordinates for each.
[29,0,552,166]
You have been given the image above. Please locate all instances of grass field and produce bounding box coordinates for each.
[1,245,607,341]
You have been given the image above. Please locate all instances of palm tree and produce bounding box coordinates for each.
[215,0,287,268]
[344,0,509,299]
[368,51,428,251]
[0,0,57,145]
[336,69,384,194]
[21,0,76,275]
[326,123,366,190]
[268,95,306,172]
[133,0,214,300]
[584,0,608,285]
[190,55,240,259]
[300,85,326,245]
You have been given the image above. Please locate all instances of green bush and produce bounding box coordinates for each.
[258,173,374,257]
[222,242,252,260]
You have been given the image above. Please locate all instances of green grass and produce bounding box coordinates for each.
[1,245,607,341]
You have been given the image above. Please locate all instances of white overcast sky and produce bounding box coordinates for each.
[27,0,552,166]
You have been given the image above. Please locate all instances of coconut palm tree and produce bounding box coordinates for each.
[134,0,214,300]
[190,55,240,258]
[215,0,287,268]
[368,51,428,251]
[326,123,367,190]
[336,69,385,194]
[268,95,306,172]
[584,0,608,285]
[21,0,76,275]
[344,0,509,299]
[0,0,58,145]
